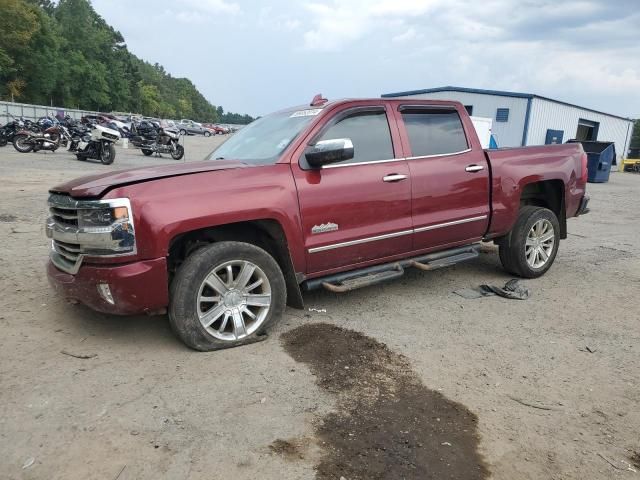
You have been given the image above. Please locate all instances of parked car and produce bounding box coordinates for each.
[177,120,211,136]
[203,124,228,135]
[45,96,589,351]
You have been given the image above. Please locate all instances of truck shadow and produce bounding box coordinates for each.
[279,323,489,480]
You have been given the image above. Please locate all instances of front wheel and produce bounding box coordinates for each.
[141,149,153,156]
[179,129,187,136]
[169,241,286,351]
[100,142,116,164]
[13,134,34,153]
[170,144,184,160]
[499,206,560,278]
[204,130,211,137]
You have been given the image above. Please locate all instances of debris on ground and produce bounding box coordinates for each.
[579,346,597,353]
[507,394,559,411]
[60,350,97,359]
[308,308,327,313]
[22,457,35,469]
[454,279,530,300]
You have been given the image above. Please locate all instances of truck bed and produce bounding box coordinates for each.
[484,143,586,238]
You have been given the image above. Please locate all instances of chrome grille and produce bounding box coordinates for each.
[46,193,136,274]
[53,240,82,262]
[49,206,79,226]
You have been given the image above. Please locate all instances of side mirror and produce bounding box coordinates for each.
[304,138,354,168]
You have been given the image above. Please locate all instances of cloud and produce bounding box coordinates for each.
[392,27,421,43]
[178,0,240,15]
[302,0,440,50]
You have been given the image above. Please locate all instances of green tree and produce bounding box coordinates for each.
[0,0,251,121]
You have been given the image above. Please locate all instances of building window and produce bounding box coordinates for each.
[464,105,473,116]
[496,108,509,122]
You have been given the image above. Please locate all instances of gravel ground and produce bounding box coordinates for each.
[0,137,638,479]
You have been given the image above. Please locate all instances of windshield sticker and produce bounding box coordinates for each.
[290,108,323,118]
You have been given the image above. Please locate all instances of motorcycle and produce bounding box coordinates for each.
[72,124,120,165]
[0,118,23,147]
[12,124,71,153]
[131,123,184,160]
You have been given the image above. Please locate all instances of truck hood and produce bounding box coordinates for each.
[50,160,247,197]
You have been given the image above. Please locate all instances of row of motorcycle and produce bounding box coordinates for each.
[0,114,120,164]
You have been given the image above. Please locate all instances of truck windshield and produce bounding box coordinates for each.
[207,109,321,165]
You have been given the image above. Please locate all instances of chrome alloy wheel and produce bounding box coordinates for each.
[525,219,555,269]
[197,260,272,341]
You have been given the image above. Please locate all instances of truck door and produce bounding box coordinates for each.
[396,105,490,250]
[291,104,412,274]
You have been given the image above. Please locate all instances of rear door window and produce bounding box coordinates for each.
[401,108,468,157]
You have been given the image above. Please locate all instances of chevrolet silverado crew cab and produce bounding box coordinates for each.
[46,95,590,351]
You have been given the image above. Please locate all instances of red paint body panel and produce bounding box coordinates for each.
[47,257,168,315]
[485,143,586,237]
[47,98,587,315]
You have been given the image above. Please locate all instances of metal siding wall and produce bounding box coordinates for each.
[390,91,529,147]
[527,98,633,162]
[0,100,99,125]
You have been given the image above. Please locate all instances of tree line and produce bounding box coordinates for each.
[0,0,254,124]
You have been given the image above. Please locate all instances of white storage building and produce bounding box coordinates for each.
[382,86,634,162]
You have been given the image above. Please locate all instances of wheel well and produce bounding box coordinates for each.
[519,180,567,239]
[167,220,304,309]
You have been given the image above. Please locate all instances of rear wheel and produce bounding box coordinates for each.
[141,149,153,156]
[499,206,560,278]
[169,242,286,351]
[13,134,33,153]
[100,143,116,164]
[180,129,187,136]
[170,144,184,160]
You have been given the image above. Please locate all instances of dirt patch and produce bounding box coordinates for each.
[0,213,17,222]
[281,323,488,480]
[269,438,308,460]
[630,451,640,469]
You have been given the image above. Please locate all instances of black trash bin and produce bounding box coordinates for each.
[568,140,616,183]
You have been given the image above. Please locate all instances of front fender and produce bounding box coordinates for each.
[106,164,306,273]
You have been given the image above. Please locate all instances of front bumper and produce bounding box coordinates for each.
[576,195,590,216]
[47,257,169,315]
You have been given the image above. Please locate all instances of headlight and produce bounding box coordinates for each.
[78,205,131,232]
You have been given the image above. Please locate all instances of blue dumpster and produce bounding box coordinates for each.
[569,140,616,183]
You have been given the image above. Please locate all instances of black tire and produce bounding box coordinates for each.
[100,143,116,165]
[0,137,7,147]
[204,130,211,137]
[142,149,153,156]
[170,144,184,160]
[499,206,560,278]
[76,154,86,161]
[180,129,187,136]
[13,134,34,153]
[169,241,286,351]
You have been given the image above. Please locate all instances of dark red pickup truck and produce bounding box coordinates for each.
[46,96,590,350]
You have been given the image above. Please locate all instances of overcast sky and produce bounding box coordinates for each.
[91,0,639,118]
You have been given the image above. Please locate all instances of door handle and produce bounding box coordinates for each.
[465,165,484,173]
[383,174,408,182]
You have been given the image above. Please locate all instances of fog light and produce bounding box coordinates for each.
[97,283,114,305]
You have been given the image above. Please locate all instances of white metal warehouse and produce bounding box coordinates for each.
[382,86,634,162]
